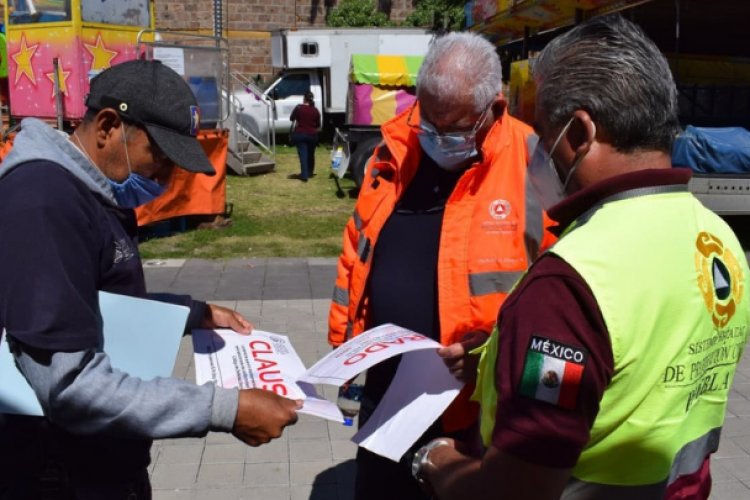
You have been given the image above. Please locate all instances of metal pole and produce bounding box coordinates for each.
[53,58,64,130]
[213,0,223,39]
[522,26,530,60]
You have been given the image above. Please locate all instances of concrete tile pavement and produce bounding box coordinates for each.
[143,257,750,499]
[145,258,357,500]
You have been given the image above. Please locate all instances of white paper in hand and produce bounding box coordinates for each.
[352,349,463,461]
[192,329,344,422]
[298,323,464,462]
[299,323,439,385]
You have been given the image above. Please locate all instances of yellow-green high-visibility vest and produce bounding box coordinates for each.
[474,185,750,496]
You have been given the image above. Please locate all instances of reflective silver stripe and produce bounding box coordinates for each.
[524,172,544,261]
[561,427,722,499]
[469,271,524,296]
[371,167,380,178]
[344,322,354,341]
[352,209,363,231]
[527,133,539,156]
[668,427,721,484]
[357,235,371,262]
[563,478,666,500]
[332,286,349,307]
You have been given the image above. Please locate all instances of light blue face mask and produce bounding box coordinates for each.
[107,123,167,208]
[414,105,491,172]
[417,126,478,172]
[527,117,595,211]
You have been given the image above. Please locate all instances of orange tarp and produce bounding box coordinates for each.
[0,137,14,161]
[135,129,228,226]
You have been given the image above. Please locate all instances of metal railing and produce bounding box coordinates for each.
[228,72,276,157]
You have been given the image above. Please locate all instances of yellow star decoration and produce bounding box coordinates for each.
[12,34,39,85]
[45,65,71,98]
[84,33,118,71]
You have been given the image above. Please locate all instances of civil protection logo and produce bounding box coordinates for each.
[489,199,511,220]
[695,231,745,328]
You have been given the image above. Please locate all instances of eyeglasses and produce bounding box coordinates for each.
[406,101,492,144]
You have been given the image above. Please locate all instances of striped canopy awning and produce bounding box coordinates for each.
[349,54,424,87]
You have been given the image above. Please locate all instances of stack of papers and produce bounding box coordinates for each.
[193,323,464,461]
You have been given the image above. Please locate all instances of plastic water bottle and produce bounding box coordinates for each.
[337,383,363,426]
[331,147,344,174]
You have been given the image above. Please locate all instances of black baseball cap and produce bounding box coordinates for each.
[86,59,215,175]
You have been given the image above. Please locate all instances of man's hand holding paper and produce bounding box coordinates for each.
[233,389,301,446]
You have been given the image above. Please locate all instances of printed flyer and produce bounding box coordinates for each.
[192,329,344,422]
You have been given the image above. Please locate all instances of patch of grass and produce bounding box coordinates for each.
[138,144,359,259]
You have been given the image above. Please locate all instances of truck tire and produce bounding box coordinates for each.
[351,137,381,188]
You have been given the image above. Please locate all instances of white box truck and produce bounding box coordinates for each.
[231,28,434,182]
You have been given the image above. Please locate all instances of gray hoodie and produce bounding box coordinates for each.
[1,118,117,202]
[3,119,238,441]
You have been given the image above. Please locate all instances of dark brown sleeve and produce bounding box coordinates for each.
[492,254,614,468]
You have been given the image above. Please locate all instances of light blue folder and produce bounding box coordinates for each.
[0,291,190,416]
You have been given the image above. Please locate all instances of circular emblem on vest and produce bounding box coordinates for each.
[695,231,745,328]
[489,199,511,220]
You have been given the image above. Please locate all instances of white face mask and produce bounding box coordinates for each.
[527,117,593,210]
[410,102,491,172]
[417,126,478,171]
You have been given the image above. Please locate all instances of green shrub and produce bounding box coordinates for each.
[327,0,393,27]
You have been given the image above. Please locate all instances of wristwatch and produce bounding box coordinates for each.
[411,438,452,485]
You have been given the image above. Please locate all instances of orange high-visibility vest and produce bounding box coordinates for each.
[328,103,555,430]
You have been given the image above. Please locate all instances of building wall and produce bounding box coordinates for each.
[155,0,416,82]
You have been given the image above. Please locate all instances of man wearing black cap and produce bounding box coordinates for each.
[0,60,300,498]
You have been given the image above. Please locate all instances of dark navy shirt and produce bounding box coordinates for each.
[362,154,463,418]
[0,161,146,351]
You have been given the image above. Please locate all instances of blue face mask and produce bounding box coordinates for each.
[108,173,167,209]
[73,124,168,208]
[110,122,167,208]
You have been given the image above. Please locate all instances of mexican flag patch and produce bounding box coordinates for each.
[519,336,588,409]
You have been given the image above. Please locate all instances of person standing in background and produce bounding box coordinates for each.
[289,91,321,182]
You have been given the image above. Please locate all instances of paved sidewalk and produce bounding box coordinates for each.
[143,257,750,500]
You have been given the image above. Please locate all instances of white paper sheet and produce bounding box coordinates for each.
[192,329,344,422]
[299,323,465,461]
[352,349,463,461]
[298,323,440,385]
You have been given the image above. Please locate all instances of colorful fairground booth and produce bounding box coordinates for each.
[466,0,750,130]
[347,54,422,126]
[2,0,232,231]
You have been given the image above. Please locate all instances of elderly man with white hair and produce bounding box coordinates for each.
[327,32,555,500]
